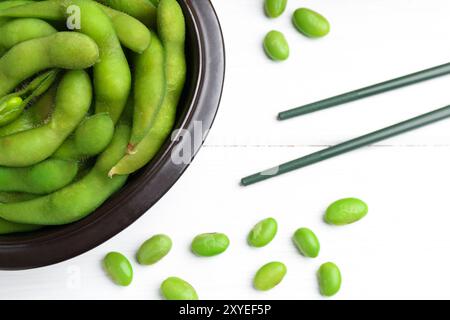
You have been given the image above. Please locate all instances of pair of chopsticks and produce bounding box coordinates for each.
[241,62,450,186]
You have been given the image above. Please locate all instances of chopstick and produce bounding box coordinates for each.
[278,62,450,120]
[241,104,450,186]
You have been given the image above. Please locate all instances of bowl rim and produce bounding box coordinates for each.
[0,0,225,270]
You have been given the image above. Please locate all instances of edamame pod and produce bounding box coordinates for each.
[0,69,58,127]
[0,159,78,194]
[110,0,186,176]
[95,0,156,28]
[0,70,92,167]
[0,191,38,203]
[0,0,34,28]
[129,31,165,149]
[0,123,130,225]
[53,113,115,161]
[0,18,56,56]
[0,218,40,235]
[0,82,56,137]
[96,3,151,53]
[0,0,150,53]
[0,32,99,96]
[61,0,131,124]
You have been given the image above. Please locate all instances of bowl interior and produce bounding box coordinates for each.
[0,1,201,244]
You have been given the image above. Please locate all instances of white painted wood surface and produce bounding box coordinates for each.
[2,0,450,300]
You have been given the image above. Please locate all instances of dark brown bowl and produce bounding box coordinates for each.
[0,0,225,270]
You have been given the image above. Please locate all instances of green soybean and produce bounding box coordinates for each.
[136,234,172,265]
[161,277,198,300]
[263,30,289,61]
[292,227,320,258]
[95,0,157,28]
[318,262,341,297]
[0,96,23,127]
[191,233,230,257]
[293,8,330,38]
[325,198,368,225]
[0,217,41,235]
[0,82,56,137]
[0,123,130,225]
[110,0,186,176]
[61,0,131,124]
[0,70,92,167]
[0,18,56,55]
[264,0,287,18]
[0,191,38,203]
[53,113,115,161]
[103,252,133,286]
[0,0,62,20]
[0,32,99,96]
[0,0,34,28]
[0,159,78,194]
[129,31,165,149]
[0,69,58,127]
[253,261,287,291]
[248,217,277,247]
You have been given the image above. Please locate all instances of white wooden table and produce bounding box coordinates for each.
[2,0,450,300]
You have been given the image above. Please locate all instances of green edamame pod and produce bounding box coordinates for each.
[0,69,58,127]
[95,0,156,28]
[96,3,151,54]
[129,31,165,150]
[61,0,131,124]
[53,113,115,161]
[0,159,78,194]
[0,0,62,20]
[110,0,186,176]
[0,82,56,137]
[0,18,56,55]
[0,32,99,96]
[0,191,38,203]
[0,123,130,225]
[0,217,40,235]
[0,1,151,53]
[0,0,33,28]
[0,70,92,167]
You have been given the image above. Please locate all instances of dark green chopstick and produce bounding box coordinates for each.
[278,62,450,120]
[242,104,450,186]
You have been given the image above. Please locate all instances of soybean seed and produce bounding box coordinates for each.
[248,217,278,247]
[263,30,289,61]
[253,261,287,291]
[325,197,368,225]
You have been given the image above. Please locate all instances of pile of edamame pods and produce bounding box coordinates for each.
[0,0,186,234]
